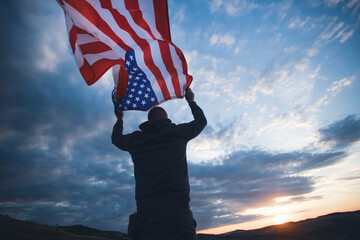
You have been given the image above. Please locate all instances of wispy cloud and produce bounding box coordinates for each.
[327,76,355,96]
[288,16,311,29]
[323,0,344,7]
[307,75,355,113]
[339,29,355,43]
[210,33,236,46]
[346,0,360,15]
[209,0,259,16]
[317,18,355,44]
[295,58,310,71]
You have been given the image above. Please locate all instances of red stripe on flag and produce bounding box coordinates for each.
[101,0,171,100]
[79,41,112,54]
[69,26,77,53]
[80,58,122,86]
[73,26,91,35]
[153,0,171,41]
[116,62,129,99]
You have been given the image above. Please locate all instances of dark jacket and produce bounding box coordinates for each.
[112,101,207,210]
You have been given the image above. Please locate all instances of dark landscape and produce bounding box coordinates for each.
[1,210,359,240]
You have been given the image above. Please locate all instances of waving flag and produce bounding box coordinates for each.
[58,0,192,110]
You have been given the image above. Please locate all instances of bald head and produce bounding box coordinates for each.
[148,107,168,120]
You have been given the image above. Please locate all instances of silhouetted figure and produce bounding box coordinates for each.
[112,88,207,240]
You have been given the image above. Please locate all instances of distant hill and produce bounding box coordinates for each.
[199,210,360,240]
[1,210,360,240]
[0,215,130,240]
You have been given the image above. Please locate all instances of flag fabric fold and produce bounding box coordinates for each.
[58,0,192,111]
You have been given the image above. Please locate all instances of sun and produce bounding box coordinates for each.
[274,214,290,225]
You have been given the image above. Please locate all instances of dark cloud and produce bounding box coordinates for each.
[188,148,346,229]
[0,0,137,232]
[318,114,360,148]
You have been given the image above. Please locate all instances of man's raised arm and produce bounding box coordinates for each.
[111,97,131,151]
[178,88,207,141]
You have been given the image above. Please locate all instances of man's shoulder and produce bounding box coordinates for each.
[131,130,142,136]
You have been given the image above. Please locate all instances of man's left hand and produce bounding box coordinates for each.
[112,90,124,120]
[115,108,124,120]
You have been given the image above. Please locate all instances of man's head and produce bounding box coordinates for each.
[148,107,168,120]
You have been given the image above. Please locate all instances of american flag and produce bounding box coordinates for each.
[58,0,192,111]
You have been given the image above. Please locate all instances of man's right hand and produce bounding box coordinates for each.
[185,87,195,103]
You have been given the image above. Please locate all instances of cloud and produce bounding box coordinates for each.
[320,21,345,40]
[183,50,236,101]
[307,47,319,57]
[234,39,249,54]
[318,114,360,148]
[0,63,136,229]
[189,148,346,229]
[295,58,310,71]
[317,18,355,44]
[228,57,315,107]
[209,0,259,16]
[346,0,360,15]
[309,64,321,78]
[323,0,344,7]
[171,4,185,24]
[210,33,236,46]
[338,175,360,181]
[288,16,311,29]
[327,76,354,96]
[275,0,293,21]
[347,0,359,8]
[339,29,354,43]
[0,1,70,72]
[0,0,141,231]
[307,75,355,112]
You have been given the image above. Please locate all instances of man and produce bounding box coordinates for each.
[112,88,207,240]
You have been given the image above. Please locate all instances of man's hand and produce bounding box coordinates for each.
[115,108,124,120]
[185,87,195,103]
[112,90,124,120]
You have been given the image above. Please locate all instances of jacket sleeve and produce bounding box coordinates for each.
[177,101,207,141]
[111,119,132,151]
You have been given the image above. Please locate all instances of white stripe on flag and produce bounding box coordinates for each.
[138,0,163,40]
[112,64,121,88]
[84,50,119,65]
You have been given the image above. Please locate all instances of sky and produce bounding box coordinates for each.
[0,0,360,235]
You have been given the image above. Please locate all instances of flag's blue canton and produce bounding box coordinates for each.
[117,49,158,111]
